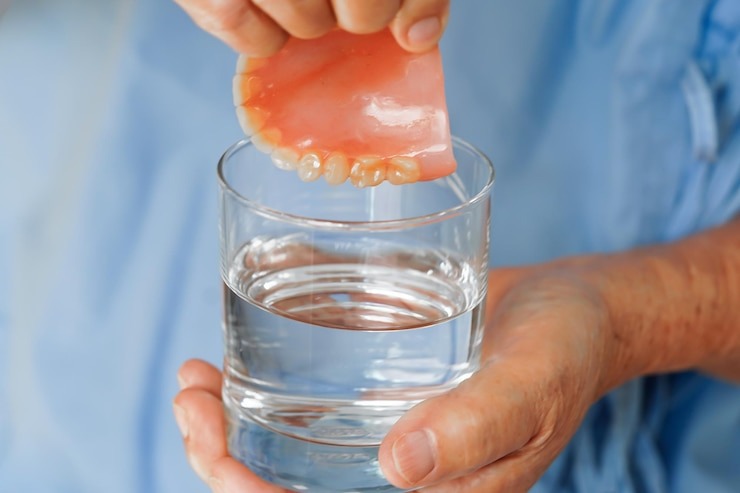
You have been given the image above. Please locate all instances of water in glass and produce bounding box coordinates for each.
[222,234,486,492]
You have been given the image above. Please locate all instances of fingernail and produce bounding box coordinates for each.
[177,371,187,389]
[391,430,436,484]
[173,404,189,439]
[407,17,441,48]
[209,477,224,493]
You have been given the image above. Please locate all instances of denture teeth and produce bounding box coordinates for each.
[236,55,248,74]
[387,156,421,185]
[233,75,263,106]
[297,153,323,182]
[252,128,281,153]
[236,106,268,136]
[271,148,300,170]
[236,55,268,74]
[350,156,386,188]
[323,153,350,185]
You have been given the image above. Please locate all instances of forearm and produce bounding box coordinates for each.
[583,218,740,391]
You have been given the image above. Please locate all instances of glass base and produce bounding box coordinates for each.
[226,405,408,493]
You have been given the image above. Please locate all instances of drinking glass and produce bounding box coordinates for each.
[218,137,494,492]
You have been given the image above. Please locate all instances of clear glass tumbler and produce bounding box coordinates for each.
[218,137,494,492]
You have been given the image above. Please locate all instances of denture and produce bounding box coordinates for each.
[233,29,456,187]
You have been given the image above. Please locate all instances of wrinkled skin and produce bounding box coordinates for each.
[173,263,614,493]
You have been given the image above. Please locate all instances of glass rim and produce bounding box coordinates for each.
[217,136,495,231]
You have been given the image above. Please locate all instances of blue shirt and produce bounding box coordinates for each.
[1,1,739,492]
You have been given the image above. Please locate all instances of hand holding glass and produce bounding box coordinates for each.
[218,137,494,492]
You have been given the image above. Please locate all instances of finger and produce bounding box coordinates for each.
[174,0,288,56]
[420,448,552,493]
[378,356,542,489]
[389,0,450,52]
[330,0,402,34]
[210,455,292,493]
[173,387,290,492]
[178,359,222,397]
[252,0,335,39]
[173,388,229,483]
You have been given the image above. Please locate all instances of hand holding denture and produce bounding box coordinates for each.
[177,0,456,187]
[174,0,450,55]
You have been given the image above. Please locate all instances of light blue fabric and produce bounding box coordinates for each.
[1,1,738,492]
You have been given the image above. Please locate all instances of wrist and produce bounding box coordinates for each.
[571,221,740,388]
[517,257,641,399]
[574,255,654,395]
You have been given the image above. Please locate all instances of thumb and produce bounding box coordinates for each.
[377,354,544,489]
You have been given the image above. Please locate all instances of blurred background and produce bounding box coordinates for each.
[3,0,739,492]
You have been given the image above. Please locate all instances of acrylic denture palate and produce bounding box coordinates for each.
[233,29,457,187]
